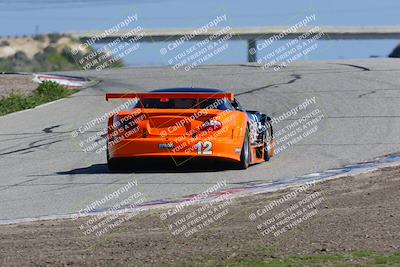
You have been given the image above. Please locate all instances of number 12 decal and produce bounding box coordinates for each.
[195,141,213,155]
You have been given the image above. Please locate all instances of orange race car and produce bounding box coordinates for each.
[105,88,274,171]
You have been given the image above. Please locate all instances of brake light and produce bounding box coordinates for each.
[113,115,121,128]
[199,119,222,131]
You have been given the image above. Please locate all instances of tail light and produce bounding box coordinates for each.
[113,115,121,129]
[199,119,222,131]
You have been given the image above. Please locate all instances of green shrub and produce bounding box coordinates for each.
[48,33,61,43]
[0,81,77,116]
[33,35,46,42]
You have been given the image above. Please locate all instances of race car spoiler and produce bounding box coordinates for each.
[106,93,234,101]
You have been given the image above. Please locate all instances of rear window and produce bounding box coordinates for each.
[133,98,234,110]
[199,98,234,110]
[140,98,197,109]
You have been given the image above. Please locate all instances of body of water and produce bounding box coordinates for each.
[1,0,399,66]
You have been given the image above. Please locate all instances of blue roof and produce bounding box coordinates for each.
[150,87,226,93]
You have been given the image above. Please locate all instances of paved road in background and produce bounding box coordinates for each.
[1,59,399,221]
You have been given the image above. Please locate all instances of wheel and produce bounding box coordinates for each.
[238,127,251,169]
[263,129,271,162]
[107,158,122,172]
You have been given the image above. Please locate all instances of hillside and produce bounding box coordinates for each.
[0,34,124,72]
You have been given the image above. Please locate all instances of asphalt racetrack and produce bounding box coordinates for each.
[1,59,399,222]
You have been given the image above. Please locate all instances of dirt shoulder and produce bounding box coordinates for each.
[1,166,399,266]
[0,74,37,97]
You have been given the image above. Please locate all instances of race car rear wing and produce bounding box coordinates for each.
[105,93,234,101]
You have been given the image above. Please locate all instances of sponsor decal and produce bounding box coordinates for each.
[158,143,174,149]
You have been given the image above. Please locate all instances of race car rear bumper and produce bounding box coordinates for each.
[108,136,243,162]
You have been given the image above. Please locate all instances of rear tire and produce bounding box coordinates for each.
[263,130,271,162]
[107,147,121,172]
[238,128,251,169]
[107,158,122,172]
